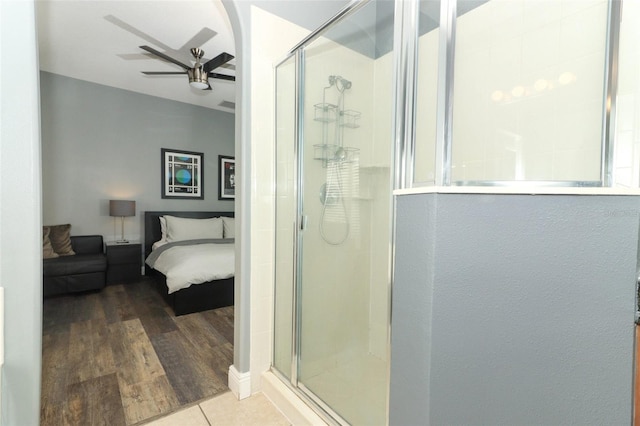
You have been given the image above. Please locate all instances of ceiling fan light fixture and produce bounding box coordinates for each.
[140,46,234,91]
[188,67,209,90]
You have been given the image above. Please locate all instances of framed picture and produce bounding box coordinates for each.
[219,155,235,200]
[161,148,204,199]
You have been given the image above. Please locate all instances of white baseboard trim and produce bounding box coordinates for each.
[261,371,328,426]
[228,365,251,400]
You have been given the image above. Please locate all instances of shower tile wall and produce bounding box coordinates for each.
[452,0,607,182]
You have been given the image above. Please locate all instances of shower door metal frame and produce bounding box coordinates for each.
[393,0,418,189]
[272,49,301,386]
[602,0,622,187]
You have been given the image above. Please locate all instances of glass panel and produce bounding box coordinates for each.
[274,54,297,379]
[415,0,442,185]
[298,1,393,424]
[451,0,608,183]
[614,0,640,188]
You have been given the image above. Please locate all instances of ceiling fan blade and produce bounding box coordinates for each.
[139,46,191,70]
[209,72,236,82]
[141,71,187,75]
[219,63,236,71]
[203,52,234,74]
[105,15,173,52]
[117,53,154,61]
[179,27,218,52]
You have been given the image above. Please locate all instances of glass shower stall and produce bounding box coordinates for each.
[274,1,395,425]
[273,0,626,424]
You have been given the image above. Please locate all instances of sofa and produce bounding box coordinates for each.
[43,235,108,297]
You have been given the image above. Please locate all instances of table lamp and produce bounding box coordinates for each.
[109,200,135,243]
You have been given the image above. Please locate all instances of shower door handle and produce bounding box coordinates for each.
[300,215,308,231]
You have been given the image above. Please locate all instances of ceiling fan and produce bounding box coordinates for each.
[140,45,235,90]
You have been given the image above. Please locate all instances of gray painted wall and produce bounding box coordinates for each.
[222,0,251,374]
[391,193,639,425]
[40,71,235,243]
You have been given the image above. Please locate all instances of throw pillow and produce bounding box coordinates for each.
[48,224,75,256]
[42,226,59,259]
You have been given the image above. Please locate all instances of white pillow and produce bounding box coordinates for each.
[164,215,223,242]
[160,216,167,240]
[151,216,168,249]
[222,217,235,239]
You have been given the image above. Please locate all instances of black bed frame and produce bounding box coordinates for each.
[144,211,235,316]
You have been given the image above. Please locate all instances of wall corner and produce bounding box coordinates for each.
[228,364,252,400]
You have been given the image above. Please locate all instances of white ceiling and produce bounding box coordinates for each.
[36,0,236,112]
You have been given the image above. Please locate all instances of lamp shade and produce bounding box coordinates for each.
[109,200,135,217]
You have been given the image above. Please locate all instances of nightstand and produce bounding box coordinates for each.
[105,241,141,284]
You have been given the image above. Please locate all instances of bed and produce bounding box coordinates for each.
[144,211,235,316]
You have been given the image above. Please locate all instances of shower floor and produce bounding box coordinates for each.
[302,352,387,425]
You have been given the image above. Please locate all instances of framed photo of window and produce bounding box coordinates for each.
[161,148,204,199]
[219,155,235,200]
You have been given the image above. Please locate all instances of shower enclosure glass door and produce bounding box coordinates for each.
[274,1,395,424]
[274,54,297,382]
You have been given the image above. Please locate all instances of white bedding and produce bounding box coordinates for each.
[146,240,235,293]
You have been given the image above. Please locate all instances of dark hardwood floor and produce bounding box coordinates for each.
[41,277,234,426]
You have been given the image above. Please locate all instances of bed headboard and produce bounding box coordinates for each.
[144,211,235,262]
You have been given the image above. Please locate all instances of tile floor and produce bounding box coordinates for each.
[142,391,291,426]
